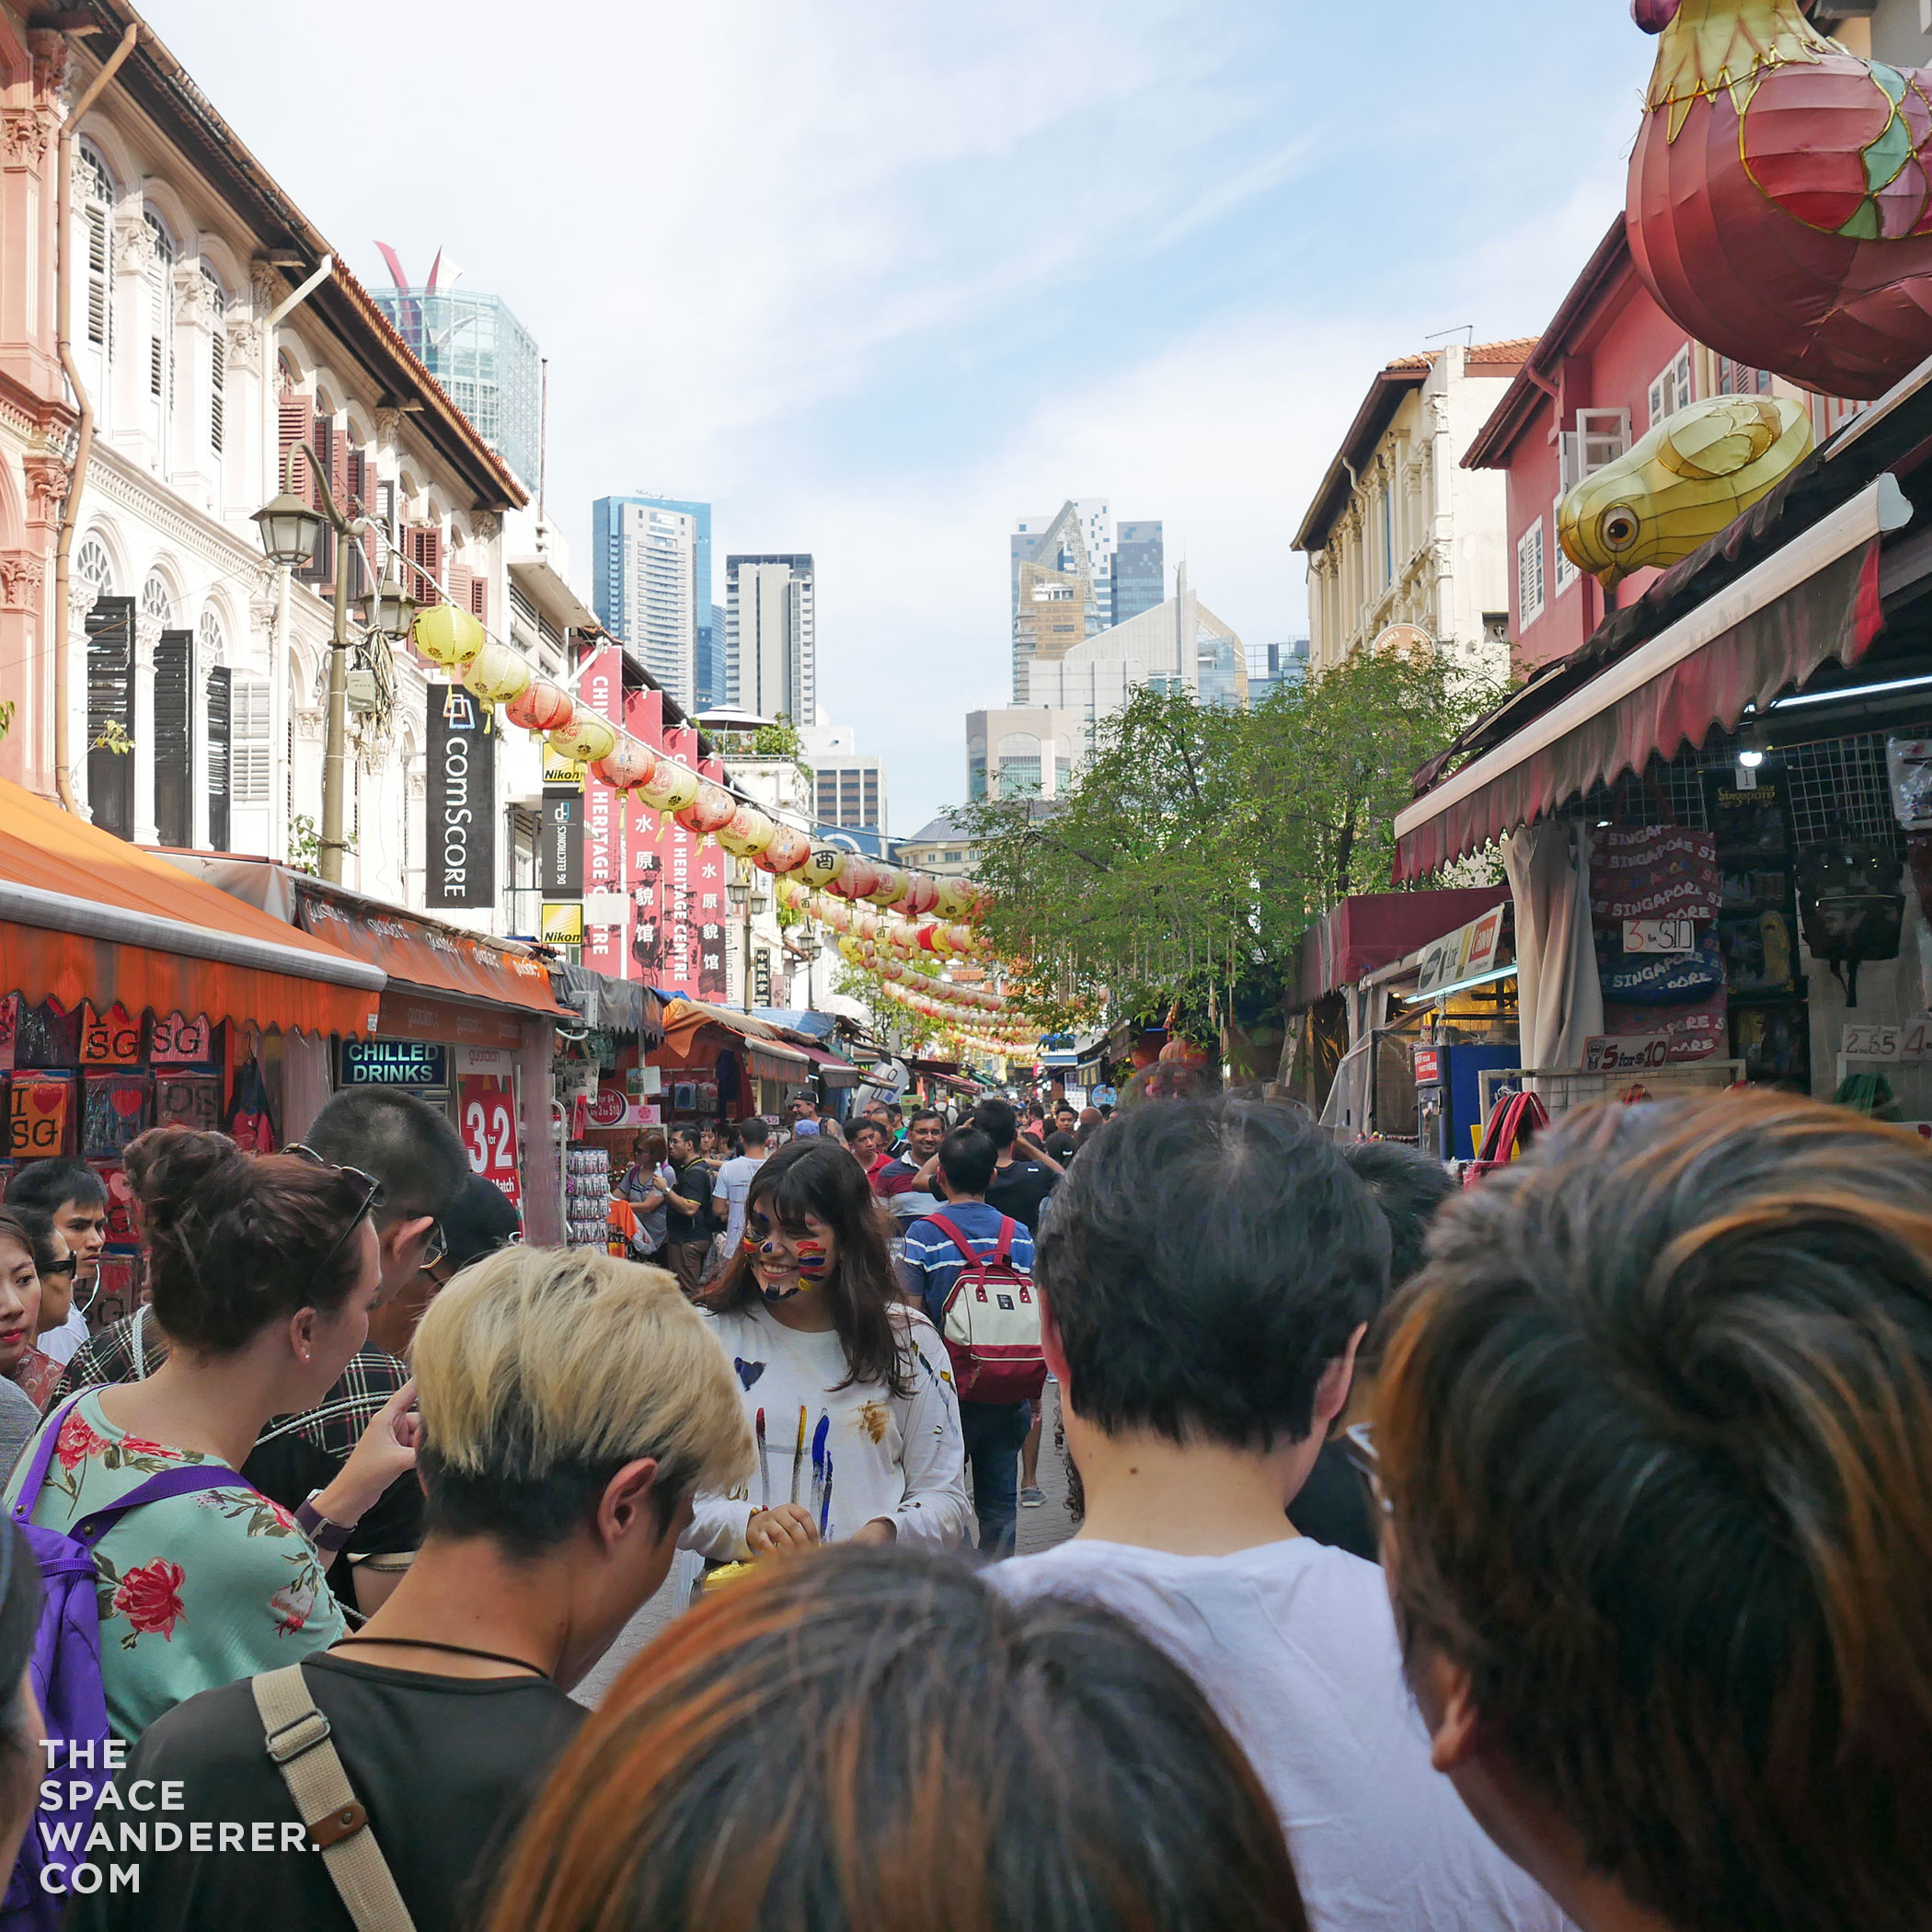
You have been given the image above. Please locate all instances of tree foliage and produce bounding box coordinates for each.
[960,650,1502,1035]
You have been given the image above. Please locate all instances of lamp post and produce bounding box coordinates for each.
[251,445,379,886]
[726,870,750,1013]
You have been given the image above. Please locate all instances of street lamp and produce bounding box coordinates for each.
[359,553,417,643]
[252,443,368,886]
[727,871,752,1013]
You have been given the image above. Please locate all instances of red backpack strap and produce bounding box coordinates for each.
[993,1216,1017,1265]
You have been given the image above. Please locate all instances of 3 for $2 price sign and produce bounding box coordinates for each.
[458,1075,520,1206]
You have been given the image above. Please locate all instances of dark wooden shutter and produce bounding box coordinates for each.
[277,390,312,501]
[469,572,488,624]
[206,665,231,853]
[209,329,225,454]
[85,597,136,842]
[302,417,336,585]
[409,524,443,605]
[154,630,192,847]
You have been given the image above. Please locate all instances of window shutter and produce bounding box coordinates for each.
[1648,374,1666,430]
[154,631,192,847]
[469,573,487,624]
[302,418,336,584]
[231,674,271,806]
[409,524,443,605]
[448,560,473,618]
[1552,501,1579,594]
[206,665,231,852]
[86,206,109,347]
[209,328,225,454]
[1673,346,1694,411]
[1517,522,1545,628]
[277,392,313,503]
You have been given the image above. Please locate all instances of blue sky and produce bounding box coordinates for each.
[154,0,1661,835]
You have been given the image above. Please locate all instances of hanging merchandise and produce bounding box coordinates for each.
[8,1073,72,1160]
[504,680,575,733]
[83,1073,151,1160]
[1797,841,1906,1009]
[564,1144,615,1248]
[412,604,486,670]
[226,1053,278,1153]
[1888,738,1932,833]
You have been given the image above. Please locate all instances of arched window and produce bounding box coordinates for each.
[140,573,171,627]
[996,730,1043,798]
[197,605,224,664]
[75,536,113,596]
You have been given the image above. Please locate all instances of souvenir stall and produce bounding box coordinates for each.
[648,998,815,1132]
[0,779,383,1323]
[1394,351,1932,1137]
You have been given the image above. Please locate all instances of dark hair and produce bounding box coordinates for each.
[6,1207,63,1283]
[1037,1098,1387,1449]
[440,1174,523,1270]
[850,1120,887,1151]
[1339,1140,1455,1291]
[1376,1094,1932,1932]
[707,1140,910,1397]
[938,1127,997,1197]
[0,1522,44,1834]
[486,1548,1307,1932]
[738,1119,770,1148]
[0,1212,36,1280]
[121,1128,375,1354]
[907,1109,945,1133]
[305,1087,468,1224]
[669,1124,699,1155]
[4,1161,106,1218]
[1054,1100,1076,1119]
[970,1097,1018,1152]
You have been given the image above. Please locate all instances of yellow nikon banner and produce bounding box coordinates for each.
[544,748,585,788]
[541,902,585,945]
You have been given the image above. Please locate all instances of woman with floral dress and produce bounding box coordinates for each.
[4,1128,420,1742]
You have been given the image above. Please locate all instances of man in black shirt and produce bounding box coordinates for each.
[75,1244,753,1932]
[662,1125,712,1296]
[972,1098,1060,1236]
[1043,1101,1080,1163]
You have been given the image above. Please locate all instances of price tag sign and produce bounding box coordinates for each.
[458,1075,521,1206]
[1623,918,1696,955]
[1583,1036,1670,1074]
[1843,1023,1903,1061]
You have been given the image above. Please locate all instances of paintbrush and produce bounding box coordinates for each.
[810,1412,830,1531]
[756,1408,768,1511]
[790,1403,808,1505]
[820,1448,834,1541]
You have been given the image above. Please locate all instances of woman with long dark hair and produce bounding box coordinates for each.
[486,1548,1308,1932]
[687,1139,967,1557]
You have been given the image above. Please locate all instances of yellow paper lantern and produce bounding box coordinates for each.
[799,846,846,890]
[638,758,700,813]
[412,604,486,670]
[547,708,618,766]
[866,866,910,908]
[461,640,534,705]
[716,806,776,858]
[935,878,977,921]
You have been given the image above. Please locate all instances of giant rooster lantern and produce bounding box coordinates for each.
[1628,0,1932,398]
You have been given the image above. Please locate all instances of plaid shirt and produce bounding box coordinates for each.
[55,1309,409,1458]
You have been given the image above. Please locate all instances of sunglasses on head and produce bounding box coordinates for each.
[284,1143,387,1280]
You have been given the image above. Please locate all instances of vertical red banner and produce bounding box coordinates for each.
[696,754,730,1003]
[580,646,627,977]
[624,688,677,987]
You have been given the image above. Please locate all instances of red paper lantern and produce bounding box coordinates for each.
[676,782,737,836]
[592,738,657,790]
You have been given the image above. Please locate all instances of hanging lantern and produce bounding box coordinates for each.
[460,639,534,706]
[901,875,939,918]
[503,678,575,733]
[638,758,700,813]
[915,924,939,952]
[773,875,805,909]
[934,878,977,921]
[676,782,737,837]
[547,707,618,766]
[799,846,847,890]
[411,604,486,670]
[866,866,910,908]
[881,959,906,982]
[828,854,881,902]
[854,911,881,942]
[716,805,777,858]
[755,824,812,875]
[592,737,658,790]
[837,935,862,963]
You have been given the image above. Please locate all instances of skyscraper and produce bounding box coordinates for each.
[726,554,815,724]
[1111,521,1166,627]
[1011,499,1115,633]
[591,495,721,707]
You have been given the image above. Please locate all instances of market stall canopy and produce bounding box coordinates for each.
[1297,890,1512,1008]
[658,997,813,1070]
[1394,474,1909,881]
[553,963,664,1042]
[161,857,569,1020]
[799,1043,862,1087]
[0,779,383,1036]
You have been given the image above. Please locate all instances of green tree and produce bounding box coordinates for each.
[960,650,1501,1036]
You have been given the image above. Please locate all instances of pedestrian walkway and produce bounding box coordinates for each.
[576,1382,1078,1708]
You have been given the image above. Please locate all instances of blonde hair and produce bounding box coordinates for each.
[412,1247,753,1509]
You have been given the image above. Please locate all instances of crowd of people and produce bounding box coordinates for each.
[0,1078,1920,1932]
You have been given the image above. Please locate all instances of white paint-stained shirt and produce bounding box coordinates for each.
[684,1302,970,1559]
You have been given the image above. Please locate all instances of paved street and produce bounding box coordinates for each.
[576,1380,1076,1708]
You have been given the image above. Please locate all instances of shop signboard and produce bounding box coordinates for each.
[459,1073,521,1205]
[340,1039,450,1089]
[1582,1036,1671,1074]
[543,748,584,788]
[541,793,582,896]
[541,903,585,946]
[426,684,496,911]
[579,644,627,979]
[1623,918,1697,954]
[1416,903,1506,997]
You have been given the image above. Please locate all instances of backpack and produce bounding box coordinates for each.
[4,1397,247,1927]
[926,1214,1048,1405]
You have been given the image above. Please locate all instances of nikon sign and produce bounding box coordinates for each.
[426,683,496,909]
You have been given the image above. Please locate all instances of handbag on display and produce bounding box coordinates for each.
[1465,1090,1550,1186]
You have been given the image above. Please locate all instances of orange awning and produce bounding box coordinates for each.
[658,997,811,1066]
[0,779,384,1038]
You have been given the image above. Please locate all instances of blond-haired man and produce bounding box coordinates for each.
[75,1248,752,1932]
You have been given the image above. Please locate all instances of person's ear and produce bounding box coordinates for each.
[1039,1294,1072,1389]
[378,1215,434,1270]
[1415,1647,1483,1775]
[596,1458,663,1551]
[1312,1322,1367,1433]
[288,1305,319,1366]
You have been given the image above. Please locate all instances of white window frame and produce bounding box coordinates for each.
[1648,345,1695,431]
[1552,498,1580,597]
[1518,520,1547,629]
[231,673,271,805]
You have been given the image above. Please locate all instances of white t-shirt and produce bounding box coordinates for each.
[989,1537,1573,1932]
[684,1301,971,1560]
[710,1154,766,1251]
[40,1306,90,1367]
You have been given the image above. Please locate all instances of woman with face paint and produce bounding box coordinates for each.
[684,1141,970,1561]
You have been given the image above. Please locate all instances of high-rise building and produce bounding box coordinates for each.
[591,494,719,707]
[726,554,816,723]
[967,707,1081,802]
[799,722,888,832]
[1111,521,1166,627]
[1246,639,1310,705]
[1011,498,1114,635]
[372,273,541,489]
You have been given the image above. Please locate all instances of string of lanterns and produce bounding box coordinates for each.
[416,606,995,919]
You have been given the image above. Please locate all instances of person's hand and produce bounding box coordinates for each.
[847,1518,896,1548]
[746,1503,820,1555]
[315,1379,421,1527]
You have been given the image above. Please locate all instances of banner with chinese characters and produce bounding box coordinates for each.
[694,753,729,1002]
[579,644,627,978]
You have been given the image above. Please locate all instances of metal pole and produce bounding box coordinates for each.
[284,442,358,884]
[742,882,753,1014]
